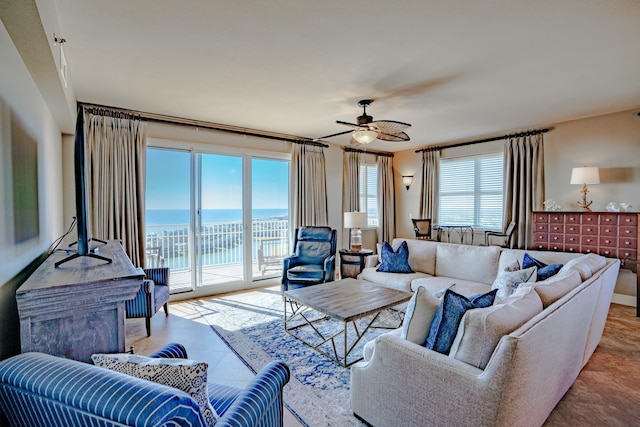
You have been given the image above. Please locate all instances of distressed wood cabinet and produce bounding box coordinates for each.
[532,211,639,315]
[17,240,143,362]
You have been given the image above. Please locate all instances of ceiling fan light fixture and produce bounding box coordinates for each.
[353,128,377,144]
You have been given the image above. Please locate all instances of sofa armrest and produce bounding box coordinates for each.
[216,361,290,427]
[350,332,511,427]
[0,352,207,427]
[364,254,379,268]
[150,342,189,359]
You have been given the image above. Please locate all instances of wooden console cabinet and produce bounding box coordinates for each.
[532,211,639,315]
[16,240,143,362]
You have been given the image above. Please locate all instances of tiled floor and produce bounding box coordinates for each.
[126,283,303,427]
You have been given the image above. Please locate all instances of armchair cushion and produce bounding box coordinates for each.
[92,353,218,426]
[287,264,326,281]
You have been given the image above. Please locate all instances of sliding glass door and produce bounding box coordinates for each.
[146,147,289,293]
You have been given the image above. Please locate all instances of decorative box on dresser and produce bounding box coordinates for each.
[532,211,639,316]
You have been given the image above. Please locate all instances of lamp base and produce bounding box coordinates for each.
[577,184,593,212]
[350,228,362,252]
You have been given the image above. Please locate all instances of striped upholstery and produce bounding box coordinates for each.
[126,267,171,336]
[0,344,291,427]
[150,342,189,359]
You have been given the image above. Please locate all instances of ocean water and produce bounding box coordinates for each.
[146,208,288,225]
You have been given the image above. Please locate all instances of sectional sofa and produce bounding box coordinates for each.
[351,238,621,427]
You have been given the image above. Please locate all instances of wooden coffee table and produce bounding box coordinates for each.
[283,278,412,367]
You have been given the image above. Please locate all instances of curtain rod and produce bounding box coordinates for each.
[415,127,550,153]
[344,147,394,157]
[78,102,321,146]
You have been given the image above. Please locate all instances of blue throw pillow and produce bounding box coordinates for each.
[522,253,563,281]
[425,288,498,355]
[376,241,414,273]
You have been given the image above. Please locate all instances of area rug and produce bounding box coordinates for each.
[193,286,402,427]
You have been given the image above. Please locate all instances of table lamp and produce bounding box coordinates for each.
[570,166,599,212]
[344,212,368,251]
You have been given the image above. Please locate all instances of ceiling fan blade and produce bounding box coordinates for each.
[372,120,411,134]
[376,131,410,142]
[336,120,363,130]
[318,129,353,139]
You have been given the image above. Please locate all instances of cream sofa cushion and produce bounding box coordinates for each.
[449,285,543,369]
[534,268,583,307]
[358,268,430,292]
[435,243,501,285]
[392,238,438,275]
[400,286,441,345]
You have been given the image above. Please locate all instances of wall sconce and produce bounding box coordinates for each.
[402,175,414,190]
[570,166,600,211]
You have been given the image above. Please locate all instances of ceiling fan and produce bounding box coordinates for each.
[321,99,411,145]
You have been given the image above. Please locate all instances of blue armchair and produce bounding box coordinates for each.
[0,343,290,427]
[125,267,170,336]
[281,226,337,291]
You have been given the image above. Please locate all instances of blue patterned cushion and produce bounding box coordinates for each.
[522,253,563,281]
[376,241,414,273]
[92,353,217,426]
[425,288,498,354]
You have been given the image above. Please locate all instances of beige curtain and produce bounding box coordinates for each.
[504,133,545,249]
[291,143,328,229]
[342,150,360,213]
[85,111,147,266]
[377,155,395,243]
[420,150,440,220]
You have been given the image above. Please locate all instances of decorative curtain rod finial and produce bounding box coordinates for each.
[53,33,66,45]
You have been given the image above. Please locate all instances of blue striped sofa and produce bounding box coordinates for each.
[0,343,290,427]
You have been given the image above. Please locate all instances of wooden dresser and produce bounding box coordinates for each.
[16,240,143,362]
[532,211,639,315]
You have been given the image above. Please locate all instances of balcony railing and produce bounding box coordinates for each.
[145,218,289,280]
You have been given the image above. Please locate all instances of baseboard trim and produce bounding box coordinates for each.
[612,293,637,307]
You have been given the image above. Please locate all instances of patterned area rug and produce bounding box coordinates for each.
[193,286,402,427]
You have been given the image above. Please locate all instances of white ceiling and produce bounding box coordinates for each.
[52,0,640,152]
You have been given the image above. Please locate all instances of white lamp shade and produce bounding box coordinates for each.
[344,212,368,229]
[570,167,600,185]
[352,129,377,144]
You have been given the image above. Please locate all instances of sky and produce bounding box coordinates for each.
[146,148,289,210]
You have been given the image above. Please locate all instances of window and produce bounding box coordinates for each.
[438,152,503,229]
[359,163,378,227]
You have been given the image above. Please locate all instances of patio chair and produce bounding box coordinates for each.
[412,218,433,240]
[281,226,337,291]
[484,221,516,248]
[125,267,170,336]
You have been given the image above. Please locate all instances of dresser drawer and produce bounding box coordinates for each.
[565,214,581,224]
[564,245,581,254]
[533,232,549,243]
[619,214,638,226]
[619,248,637,261]
[549,234,564,245]
[599,236,618,248]
[619,238,638,250]
[549,214,564,223]
[565,224,580,234]
[599,248,618,258]
[532,242,549,250]
[565,235,580,245]
[534,223,548,233]
[599,214,618,225]
[619,226,638,238]
[534,213,550,223]
[581,235,598,246]
[582,214,598,225]
[581,225,598,235]
[599,225,617,236]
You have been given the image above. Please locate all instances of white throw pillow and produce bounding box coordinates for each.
[449,285,543,369]
[92,353,218,426]
[560,253,605,281]
[400,286,441,346]
[491,266,537,300]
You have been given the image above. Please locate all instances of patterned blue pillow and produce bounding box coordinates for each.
[376,241,414,273]
[425,288,498,355]
[522,253,563,281]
